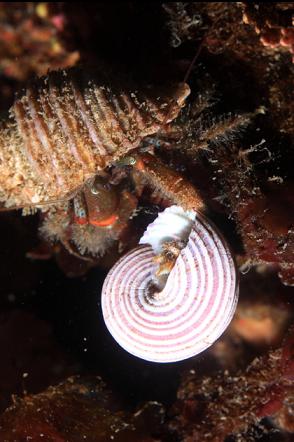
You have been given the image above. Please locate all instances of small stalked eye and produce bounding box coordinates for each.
[91,187,100,195]
[114,156,137,167]
[90,176,109,195]
[101,206,238,363]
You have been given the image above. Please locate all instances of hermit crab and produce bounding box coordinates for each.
[0,64,206,257]
[0,64,240,361]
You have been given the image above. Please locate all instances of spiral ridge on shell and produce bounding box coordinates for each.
[102,207,238,363]
[0,66,189,207]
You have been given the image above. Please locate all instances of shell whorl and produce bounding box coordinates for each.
[102,206,238,363]
[0,67,190,207]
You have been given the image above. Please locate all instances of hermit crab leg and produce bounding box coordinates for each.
[133,153,205,213]
[130,152,207,286]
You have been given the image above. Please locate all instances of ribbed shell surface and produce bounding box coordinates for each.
[0,67,189,207]
[102,209,238,363]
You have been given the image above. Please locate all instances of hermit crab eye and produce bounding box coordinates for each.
[127,156,137,166]
[114,156,137,167]
[91,186,100,195]
[90,176,109,195]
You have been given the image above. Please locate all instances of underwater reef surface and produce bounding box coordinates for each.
[0,2,293,441]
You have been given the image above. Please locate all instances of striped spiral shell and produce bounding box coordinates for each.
[0,66,189,208]
[102,206,238,363]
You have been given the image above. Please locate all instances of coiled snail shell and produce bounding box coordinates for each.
[0,66,189,208]
[102,206,238,363]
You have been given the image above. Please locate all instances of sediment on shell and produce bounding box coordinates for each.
[0,66,190,208]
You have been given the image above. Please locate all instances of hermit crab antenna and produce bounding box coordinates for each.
[159,37,205,130]
[183,37,205,84]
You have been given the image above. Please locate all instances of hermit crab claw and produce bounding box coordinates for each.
[165,82,191,122]
[174,82,191,107]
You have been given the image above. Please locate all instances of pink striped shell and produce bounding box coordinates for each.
[101,206,238,363]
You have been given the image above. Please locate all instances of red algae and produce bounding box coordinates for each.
[0,376,165,442]
[170,328,294,441]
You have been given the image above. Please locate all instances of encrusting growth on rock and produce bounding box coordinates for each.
[171,327,294,441]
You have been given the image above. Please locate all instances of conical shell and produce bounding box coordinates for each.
[0,67,190,207]
[102,206,238,363]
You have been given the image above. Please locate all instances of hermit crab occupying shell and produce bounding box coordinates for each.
[0,63,239,361]
[0,65,190,209]
[102,205,239,363]
[0,64,196,258]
